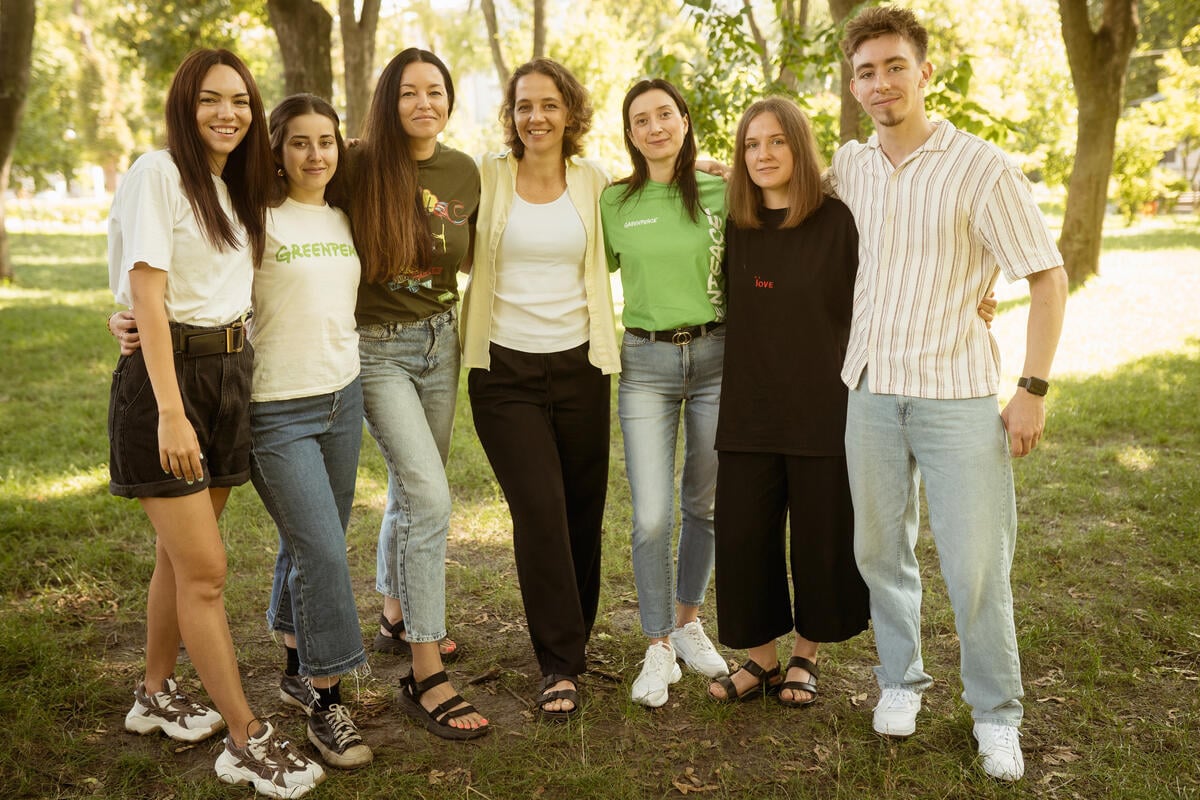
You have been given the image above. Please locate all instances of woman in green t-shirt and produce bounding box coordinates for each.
[599,79,731,709]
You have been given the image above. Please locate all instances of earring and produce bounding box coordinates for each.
[276,168,284,177]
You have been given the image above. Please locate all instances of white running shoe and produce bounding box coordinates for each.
[124,676,225,742]
[631,642,682,708]
[215,721,325,799]
[669,620,729,679]
[872,687,921,737]
[974,722,1024,781]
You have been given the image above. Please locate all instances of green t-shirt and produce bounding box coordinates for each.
[599,171,727,331]
[355,143,481,325]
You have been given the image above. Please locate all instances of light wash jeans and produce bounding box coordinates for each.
[251,377,366,677]
[359,308,458,643]
[618,328,724,638]
[845,372,1023,726]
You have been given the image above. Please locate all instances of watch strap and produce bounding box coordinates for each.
[1017,376,1049,396]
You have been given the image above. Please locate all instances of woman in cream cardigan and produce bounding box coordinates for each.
[460,57,618,721]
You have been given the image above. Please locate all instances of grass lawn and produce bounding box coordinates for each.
[1,215,1198,799]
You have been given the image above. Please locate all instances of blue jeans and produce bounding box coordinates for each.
[359,308,459,643]
[845,372,1023,726]
[618,328,724,638]
[251,377,366,677]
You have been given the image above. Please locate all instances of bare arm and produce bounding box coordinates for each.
[128,264,203,482]
[1000,265,1068,457]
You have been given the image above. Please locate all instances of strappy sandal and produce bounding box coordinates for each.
[397,669,488,741]
[373,614,460,662]
[536,674,580,722]
[709,658,782,703]
[778,656,820,708]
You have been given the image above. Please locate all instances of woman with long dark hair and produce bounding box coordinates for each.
[599,79,730,708]
[349,47,488,740]
[106,49,324,797]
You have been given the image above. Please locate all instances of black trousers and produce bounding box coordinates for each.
[468,342,611,677]
[713,450,869,649]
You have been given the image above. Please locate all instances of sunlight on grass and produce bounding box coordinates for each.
[1116,446,1156,472]
[6,465,109,501]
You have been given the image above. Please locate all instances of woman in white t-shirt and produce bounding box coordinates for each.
[461,58,619,720]
[105,50,324,798]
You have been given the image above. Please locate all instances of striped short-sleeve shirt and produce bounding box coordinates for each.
[829,121,1062,399]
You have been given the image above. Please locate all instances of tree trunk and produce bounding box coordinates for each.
[339,0,381,138]
[480,0,510,87]
[266,0,334,99]
[829,0,862,144]
[532,0,546,59]
[742,1,774,87]
[1058,0,1138,286]
[0,0,37,283]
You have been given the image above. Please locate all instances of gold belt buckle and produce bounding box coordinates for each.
[227,323,244,353]
[671,329,693,346]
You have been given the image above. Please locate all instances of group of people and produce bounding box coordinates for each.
[104,6,1066,798]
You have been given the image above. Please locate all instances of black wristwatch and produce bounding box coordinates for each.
[1017,376,1049,397]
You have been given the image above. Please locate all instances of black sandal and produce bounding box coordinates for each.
[778,656,820,708]
[373,614,460,662]
[709,659,782,703]
[536,674,579,722]
[397,669,488,741]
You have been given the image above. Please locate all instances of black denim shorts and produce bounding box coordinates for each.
[108,339,254,499]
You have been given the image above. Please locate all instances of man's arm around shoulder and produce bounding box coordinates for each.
[1001,265,1068,458]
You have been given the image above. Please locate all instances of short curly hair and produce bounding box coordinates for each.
[501,58,593,160]
[841,6,929,64]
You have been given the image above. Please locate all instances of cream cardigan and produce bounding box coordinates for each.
[460,151,620,374]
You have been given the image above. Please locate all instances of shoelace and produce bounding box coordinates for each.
[322,705,362,748]
[676,623,713,652]
[642,644,675,671]
[878,688,915,711]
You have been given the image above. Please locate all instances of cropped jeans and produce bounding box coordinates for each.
[845,371,1023,726]
[251,377,366,677]
[618,328,724,638]
[359,307,459,643]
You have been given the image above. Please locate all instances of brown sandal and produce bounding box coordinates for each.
[710,659,782,703]
[778,656,819,708]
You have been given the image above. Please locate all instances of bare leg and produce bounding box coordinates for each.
[140,490,258,745]
[780,635,819,704]
[380,596,457,657]
[676,602,700,628]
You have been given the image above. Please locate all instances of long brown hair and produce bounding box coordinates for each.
[165,48,270,265]
[351,48,453,284]
[501,58,592,161]
[268,93,348,210]
[727,97,825,230]
[614,79,701,222]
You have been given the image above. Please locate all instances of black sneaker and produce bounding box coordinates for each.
[124,676,225,742]
[279,672,316,713]
[214,721,325,798]
[307,704,373,769]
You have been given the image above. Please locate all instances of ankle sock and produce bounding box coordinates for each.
[313,682,341,711]
[285,646,300,676]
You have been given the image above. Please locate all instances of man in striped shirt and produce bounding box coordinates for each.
[827,5,1069,783]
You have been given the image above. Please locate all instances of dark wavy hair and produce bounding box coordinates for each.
[268,93,348,210]
[501,58,592,160]
[351,47,455,284]
[165,48,270,266]
[727,97,825,230]
[841,5,930,64]
[613,78,701,222]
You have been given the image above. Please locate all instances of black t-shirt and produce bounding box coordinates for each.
[715,197,859,456]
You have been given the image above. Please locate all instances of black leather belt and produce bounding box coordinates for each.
[170,320,246,357]
[625,321,723,346]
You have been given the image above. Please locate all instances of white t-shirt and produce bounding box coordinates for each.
[491,191,589,353]
[107,149,253,326]
[249,199,361,402]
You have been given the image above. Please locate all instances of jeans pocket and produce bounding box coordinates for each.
[357,323,394,343]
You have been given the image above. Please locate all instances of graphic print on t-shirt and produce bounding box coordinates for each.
[388,186,472,294]
[274,239,358,264]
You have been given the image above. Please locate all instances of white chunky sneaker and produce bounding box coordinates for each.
[124,676,226,742]
[872,687,921,737]
[669,620,729,679]
[215,721,325,799]
[974,722,1024,782]
[631,642,682,708]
